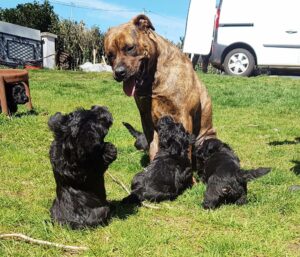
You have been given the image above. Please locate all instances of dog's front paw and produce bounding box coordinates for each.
[235,195,247,205]
[102,142,117,165]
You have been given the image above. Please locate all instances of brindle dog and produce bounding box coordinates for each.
[104,14,216,160]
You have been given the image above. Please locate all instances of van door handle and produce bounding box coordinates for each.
[286,30,298,34]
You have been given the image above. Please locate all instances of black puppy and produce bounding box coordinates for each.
[122,122,149,151]
[195,138,271,209]
[48,105,117,229]
[1,84,29,114]
[123,116,193,204]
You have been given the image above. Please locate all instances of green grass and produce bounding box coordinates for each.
[0,70,299,256]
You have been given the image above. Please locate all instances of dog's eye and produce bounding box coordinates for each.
[106,53,115,64]
[126,45,135,53]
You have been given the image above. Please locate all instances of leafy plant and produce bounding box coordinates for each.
[0,0,58,32]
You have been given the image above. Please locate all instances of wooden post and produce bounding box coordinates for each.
[102,55,107,65]
[0,70,33,116]
[22,79,33,111]
[0,76,8,115]
[93,49,96,64]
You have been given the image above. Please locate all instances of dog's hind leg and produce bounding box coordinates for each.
[180,114,194,159]
[200,101,216,140]
[196,91,217,146]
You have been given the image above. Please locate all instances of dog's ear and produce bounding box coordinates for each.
[48,112,64,134]
[241,167,271,182]
[91,105,113,129]
[132,14,155,31]
[203,139,223,157]
[99,110,113,129]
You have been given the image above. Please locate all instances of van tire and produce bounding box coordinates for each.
[224,48,255,76]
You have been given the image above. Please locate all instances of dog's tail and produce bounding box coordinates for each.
[122,122,143,139]
[242,167,271,182]
[122,122,149,151]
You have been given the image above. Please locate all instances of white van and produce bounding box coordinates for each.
[183,0,300,76]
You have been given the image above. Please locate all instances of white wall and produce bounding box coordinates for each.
[41,32,57,69]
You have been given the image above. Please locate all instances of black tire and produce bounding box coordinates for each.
[223,48,255,76]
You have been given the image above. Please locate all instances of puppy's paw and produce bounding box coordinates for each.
[235,195,247,205]
[102,142,117,165]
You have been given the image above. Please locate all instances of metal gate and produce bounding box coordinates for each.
[0,32,43,67]
[0,22,43,67]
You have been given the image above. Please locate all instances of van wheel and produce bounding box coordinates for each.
[224,48,255,76]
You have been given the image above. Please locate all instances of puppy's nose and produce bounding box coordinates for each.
[114,66,126,81]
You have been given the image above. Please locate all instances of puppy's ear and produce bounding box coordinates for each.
[203,139,222,157]
[132,14,155,31]
[91,105,113,129]
[100,111,113,128]
[241,167,271,182]
[48,112,63,133]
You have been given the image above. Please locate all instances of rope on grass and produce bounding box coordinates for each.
[0,233,88,252]
[106,171,160,210]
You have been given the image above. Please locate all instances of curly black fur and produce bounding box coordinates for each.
[48,105,117,229]
[0,84,29,114]
[122,116,193,204]
[195,138,271,209]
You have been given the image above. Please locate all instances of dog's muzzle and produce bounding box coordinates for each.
[114,65,127,82]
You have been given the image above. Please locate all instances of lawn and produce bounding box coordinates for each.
[0,70,299,256]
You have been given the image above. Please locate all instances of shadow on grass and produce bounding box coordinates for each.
[0,109,40,118]
[290,160,300,176]
[268,137,300,146]
[110,200,138,220]
[13,109,47,118]
[44,200,139,230]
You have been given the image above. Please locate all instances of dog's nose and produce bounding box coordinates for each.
[114,66,126,81]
